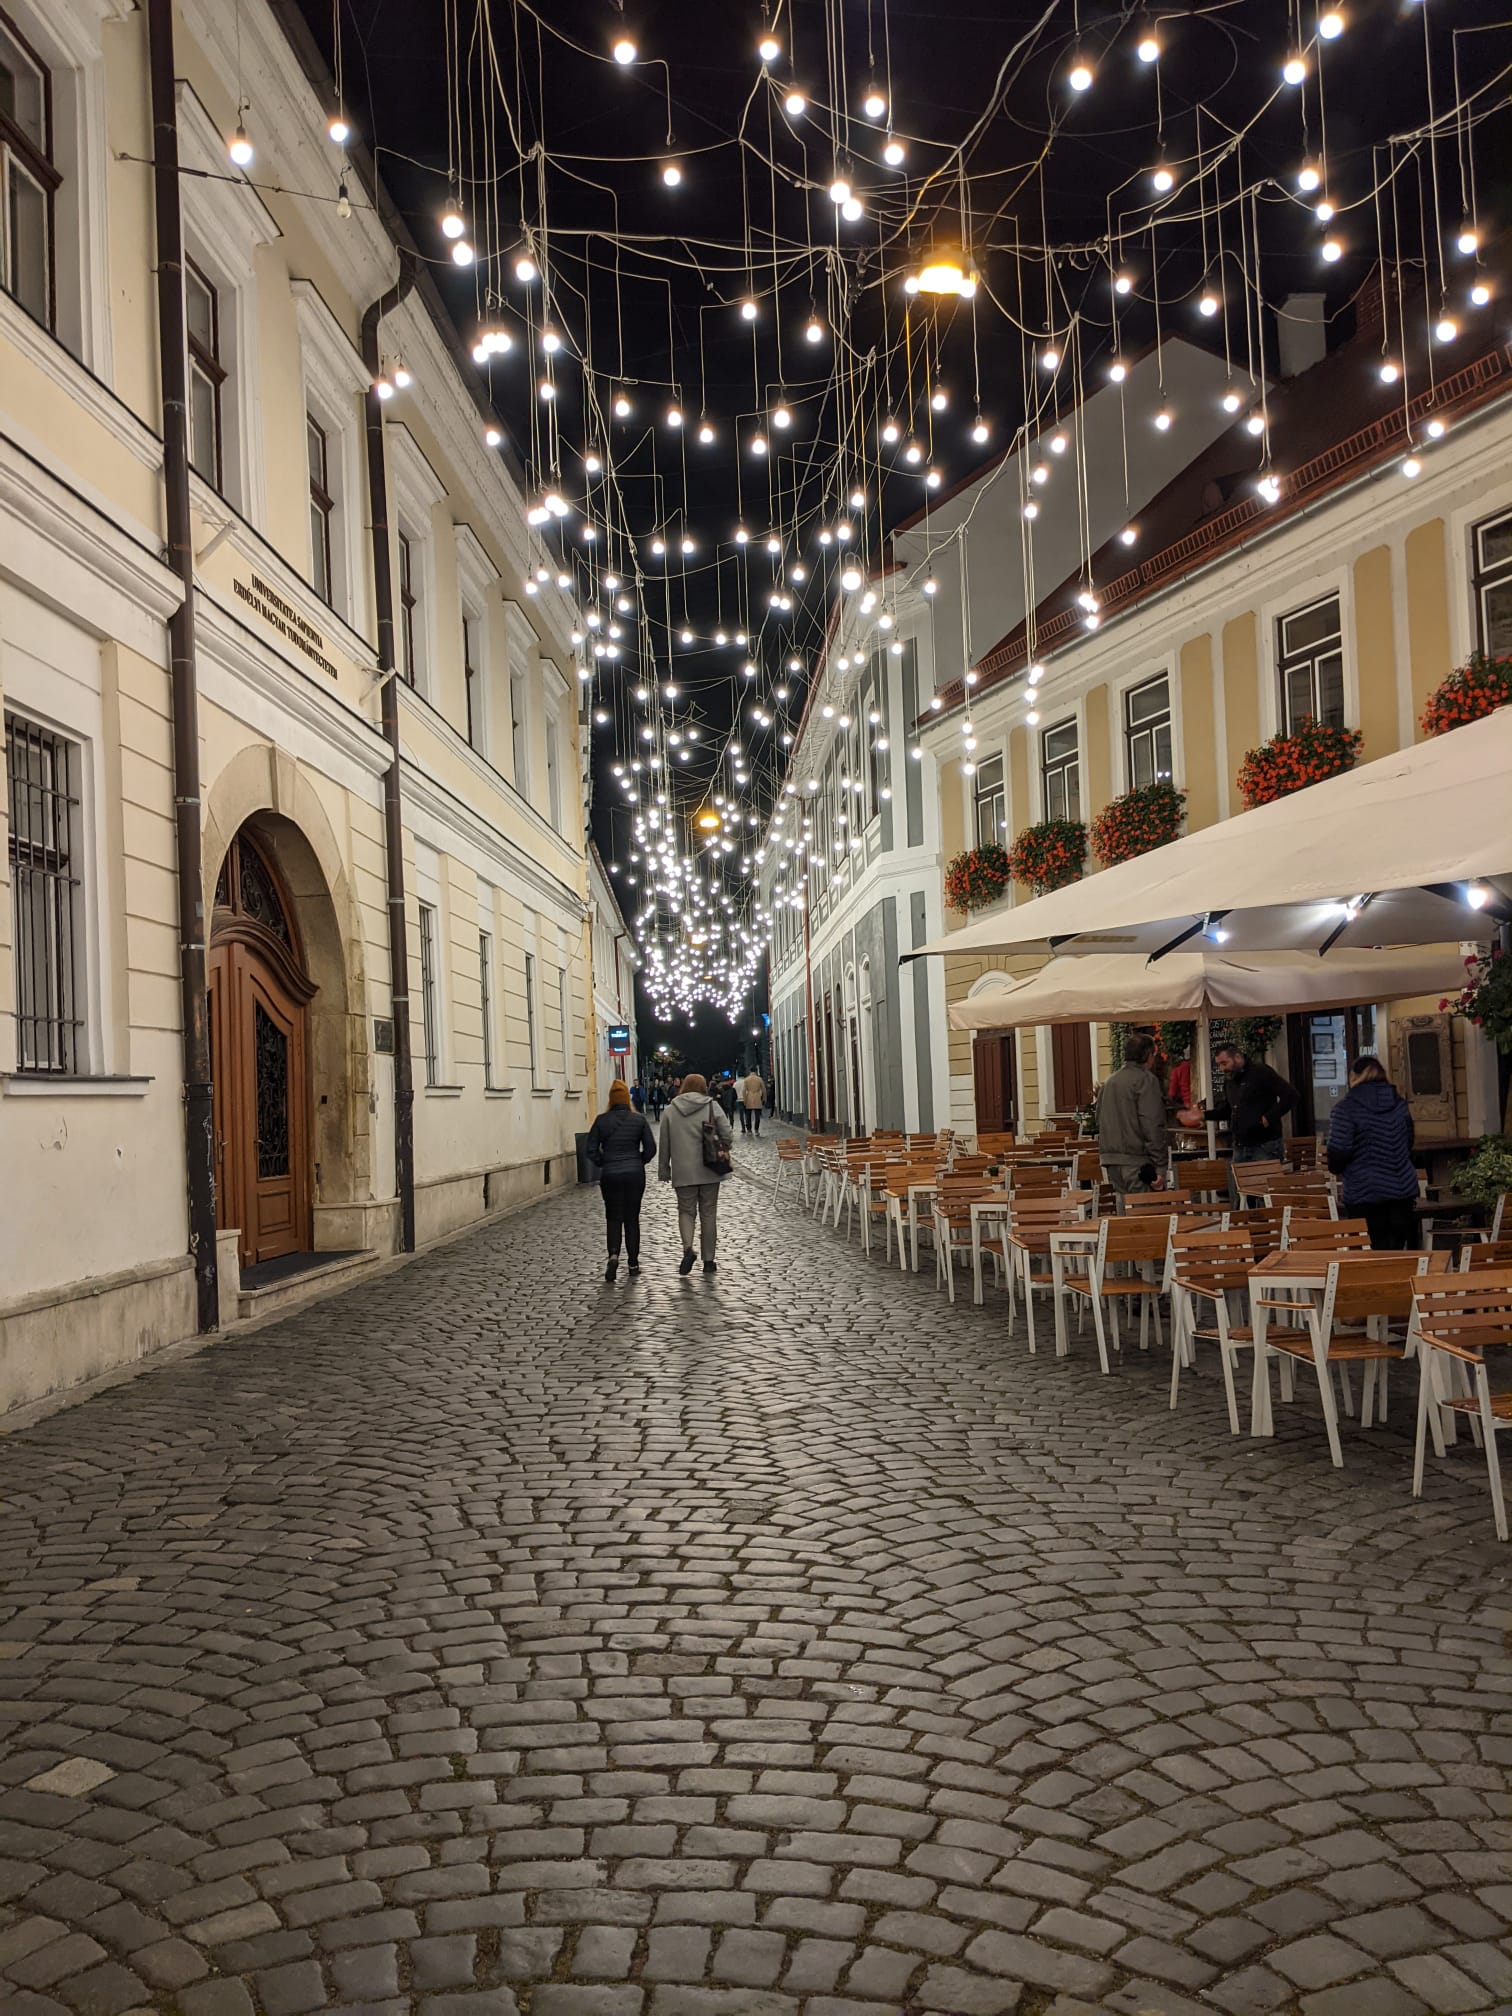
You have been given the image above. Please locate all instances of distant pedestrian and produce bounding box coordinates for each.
[718,1073,738,1123]
[658,1072,734,1275]
[740,1067,766,1135]
[1095,1031,1168,1197]
[1209,1043,1298,1169]
[766,1074,776,1115]
[630,1080,646,1112]
[648,1082,665,1122]
[586,1079,657,1282]
[1327,1056,1421,1248]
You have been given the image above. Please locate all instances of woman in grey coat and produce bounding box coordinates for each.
[657,1072,734,1274]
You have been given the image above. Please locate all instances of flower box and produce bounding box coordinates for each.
[1006,819,1088,896]
[1237,718,1362,810]
[1090,781,1186,867]
[944,844,1012,915]
[1422,652,1512,737]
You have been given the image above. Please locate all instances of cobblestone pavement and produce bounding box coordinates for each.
[2,1131,1511,2016]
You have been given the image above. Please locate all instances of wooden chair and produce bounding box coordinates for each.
[1007,1196,1094,1351]
[1008,1163,1063,1196]
[1232,1160,1287,1203]
[1230,1204,1285,1258]
[1410,1269,1512,1540]
[1125,1189,1193,1216]
[1060,1213,1172,1374]
[879,1162,933,1270]
[1285,1135,1321,1171]
[773,1136,807,1203]
[1463,1240,1512,1271]
[1282,1212,1371,1252]
[1168,1224,1256,1432]
[951,1152,992,1178]
[1256,1255,1429,1465]
[1175,1157,1232,1203]
[1267,1169,1337,1207]
[934,1178,1006,1302]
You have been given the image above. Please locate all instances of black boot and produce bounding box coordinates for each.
[605,1257,618,1283]
[678,1248,696,1275]
[703,1259,718,1274]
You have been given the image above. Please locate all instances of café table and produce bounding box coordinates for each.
[1247,1247,1452,1437]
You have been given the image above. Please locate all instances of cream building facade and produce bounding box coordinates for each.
[924,311,1511,1146]
[588,842,639,1097]
[0,0,595,1413]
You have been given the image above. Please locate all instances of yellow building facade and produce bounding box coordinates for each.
[0,0,597,1412]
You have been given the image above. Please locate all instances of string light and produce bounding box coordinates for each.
[883,136,906,166]
[662,161,682,187]
[228,120,254,168]
[757,34,780,62]
[1282,53,1307,85]
[1068,57,1094,90]
[863,89,887,119]
[328,113,351,144]
[785,89,807,115]
[1137,34,1160,62]
[1319,9,1344,36]
[612,36,637,63]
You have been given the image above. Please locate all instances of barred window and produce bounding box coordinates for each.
[417,899,439,1085]
[525,950,541,1085]
[479,930,495,1088]
[6,711,85,1074]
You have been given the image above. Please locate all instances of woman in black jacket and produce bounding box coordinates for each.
[587,1079,657,1281]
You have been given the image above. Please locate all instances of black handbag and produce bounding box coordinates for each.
[701,1100,733,1178]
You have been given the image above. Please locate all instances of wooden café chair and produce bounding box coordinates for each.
[1410,1268,1512,1540]
[1168,1224,1256,1432]
[1254,1254,1430,1465]
[1059,1211,1173,1374]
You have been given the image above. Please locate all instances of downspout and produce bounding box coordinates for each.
[360,253,417,1253]
[146,0,217,1331]
[802,871,818,1130]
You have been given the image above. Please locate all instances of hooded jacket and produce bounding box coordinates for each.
[586,1103,657,1179]
[1326,1078,1418,1208]
[1208,1058,1298,1148]
[658,1090,734,1187]
[1095,1061,1168,1177]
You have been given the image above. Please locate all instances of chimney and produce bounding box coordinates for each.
[1277,291,1327,378]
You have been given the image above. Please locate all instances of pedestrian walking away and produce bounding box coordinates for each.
[585,1079,657,1280]
[1327,1054,1422,1248]
[1096,1030,1168,1197]
[739,1065,766,1134]
[1207,1041,1299,1179]
[658,1071,734,1274]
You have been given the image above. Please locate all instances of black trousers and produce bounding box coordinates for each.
[1363,1197,1419,1250]
[739,1106,753,1133]
[601,1171,646,1262]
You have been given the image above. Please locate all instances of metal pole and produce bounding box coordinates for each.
[361,258,417,1252]
[147,0,217,1331]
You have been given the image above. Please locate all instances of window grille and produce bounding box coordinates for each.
[417,900,439,1084]
[6,711,84,1074]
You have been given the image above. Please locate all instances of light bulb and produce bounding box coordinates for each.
[884,137,905,166]
[514,252,538,283]
[1031,462,1049,484]
[328,113,350,145]
[773,404,791,429]
[841,196,863,221]
[841,566,863,591]
[1378,360,1399,383]
[680,535,695,555]
[926,468,942,489]
[614,392,632,416]
[538,379,555,400]
[336,178,352,219]
[767,534,781,554]
[1435,315,1458,342]
[740,297,758,321]
[1199,290,1219,317]
[1109,359,1128,383]
[1023,500,1039,520]
[904,441,922,464]
[584,448,602,473]
[1467,881,1491,909]
[805,316,824,343]
[697,420,714,444]
[881,417,900,444]
[451,240,474,266]
[662,161,682,187]
[931,383,948,411]
[440,203,466,239]
[1282,54,1307,84]
[971,417,989,444]
[1246,411,1266,436]
[228,123,254,168]
[1222,388,1242,412]
[863,90,886,118]
[485,427,502,447]
[1319,9,1344,36]
[374,376,394,401]
[785,89,807,115]
[1152,164,1175,193]
[1457,224,1479,255]
[1041,346,1060,371]
[1321,237,1342,263]
[1137,34,1160,62]
[1471,281,1491,307]
[1315,199,1336,222]
[1114,270,1134,295]
[1297,162,1322,193]
[1026,710,1040,726]
[757,35,780,62]
[828,175,851,206]
[1120,525,1137,545]
[1068,58,1094,91]
[750,433,767,455]
[1425,416,1446,438]
[393,363,412,389]
[541,327,561,353]
[612,37,637,64]
[1401,456,1422,479]
[923,577,937,595]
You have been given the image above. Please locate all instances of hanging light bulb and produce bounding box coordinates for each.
[1321,237,1343,263]
[612,36,638,64]
[881,416,901,444]
[451,239,474,266]
[662,161,683,187]
[697,419,715,444]
[1049,431,1067,455]
[228,121,254,168]
[841,565,863,591]
[540,326,562,354]
[971,414,989,444]
[1401,455,1422,479]
[1151,163,1176,193]
[805,316,824,344]
[1108,358,1128,383]
[328,112,351,145]
[1297,161,1322,193]
[1023,499,1039,520]
[883,136,906,166]
[925,468,943,489]
[903,440,923,464]
[841,195,864,222]
[1222,388,1242,412]
[828,174,851,205]
[1457,222,1479,256]
[785,89,807,115]
[1198,289,1220,317]
[931,381,948,411]
[374,374,394,402]
[773,402,792,429]
[1120,525,1137,545]
[1471,281,1492,307]
[740,297,758,321]
[1315,198,1336,222]
[514,250,538,282]
[393,361,412,389]
[1282,53,1307,84]
[1319,9,1345,36]
[440,200,466,239]
[1153,407,1173,432]
[863,86,886,118]
[1378,359,1400,383]
[1246,411,1266,436]
[1041,346,1061,372]
[613,390,632,417]
[1435,314,1459,342]
[485,426,502,447]
[584,446,602,473]
[757,34,780,62]
[1068,56,1094,91]
[336,178,352,220]
[750,432,768,455]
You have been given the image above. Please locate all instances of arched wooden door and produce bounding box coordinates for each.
[208,830,316,1267]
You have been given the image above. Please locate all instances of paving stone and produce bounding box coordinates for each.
[0,1139,1507,2016]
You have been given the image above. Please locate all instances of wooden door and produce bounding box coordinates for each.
[209,941,312,1268]
[974,1034,1017,1132]
[1050,1021,1094,1116]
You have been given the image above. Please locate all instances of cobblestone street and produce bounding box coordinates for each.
[2,1136,1511,2016]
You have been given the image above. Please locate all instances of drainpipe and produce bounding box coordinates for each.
[147,0,217,1332]
[802,871,818,1130]
[360,254,417,1253]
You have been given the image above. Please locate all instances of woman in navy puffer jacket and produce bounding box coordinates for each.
[1326,1057,1420,1248]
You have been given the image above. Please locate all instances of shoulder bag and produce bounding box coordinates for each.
[701,1099,733,1179]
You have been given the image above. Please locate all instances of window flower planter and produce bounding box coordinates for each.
[1006,818,1088,896]
[1421,652,1512,737]
[944,844,1012,915]
[1090,781,1186,867]
[1236,718,1362,810]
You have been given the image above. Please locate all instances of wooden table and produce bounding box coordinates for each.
[1247,1248,1451,1437]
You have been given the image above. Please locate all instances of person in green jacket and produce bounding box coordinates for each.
[1095,1031,1168,1197]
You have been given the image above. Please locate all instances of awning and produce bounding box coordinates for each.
[948,946,1472,1031]
[911,709,1512,961]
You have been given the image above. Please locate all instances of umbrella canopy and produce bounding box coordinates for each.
[912,709,1512,962]
[948,945,1473,1031]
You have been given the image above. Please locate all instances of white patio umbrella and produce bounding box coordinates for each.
[910,709,1512,963]
[947,945,1473,1031]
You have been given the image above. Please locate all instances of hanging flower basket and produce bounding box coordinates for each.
[944,844,1013,915]
[1090,781,1187,867]
[1209,1014,1283,1059]
[1443,948,1512,1054]
[1422,651,1512,737]
[1236,718,1362,810]
[1006,818,1088,896]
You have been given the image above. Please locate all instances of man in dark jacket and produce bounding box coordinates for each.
[1095,1032,1168,1196]
[586,1080,657,1281]
[1326,1057,1420,1247]
[1209,1043,1298,1168]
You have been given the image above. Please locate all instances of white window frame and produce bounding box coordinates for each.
[545,704,563,831]
[1470,504,1512,659]
[175,82,278,525]
[1275,591,1346,736]
[505,602,535,799]
[292,279,369,629]
[1122,671,1175,791]
[455,524,497,758]
[972,750,1006,847]
[386,425,446,701]
[1039,716,1081,823]
[524,946,542,1088]
[478,927,496,1089]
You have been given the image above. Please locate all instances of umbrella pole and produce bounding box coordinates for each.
[1197,1012,1218,1158]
